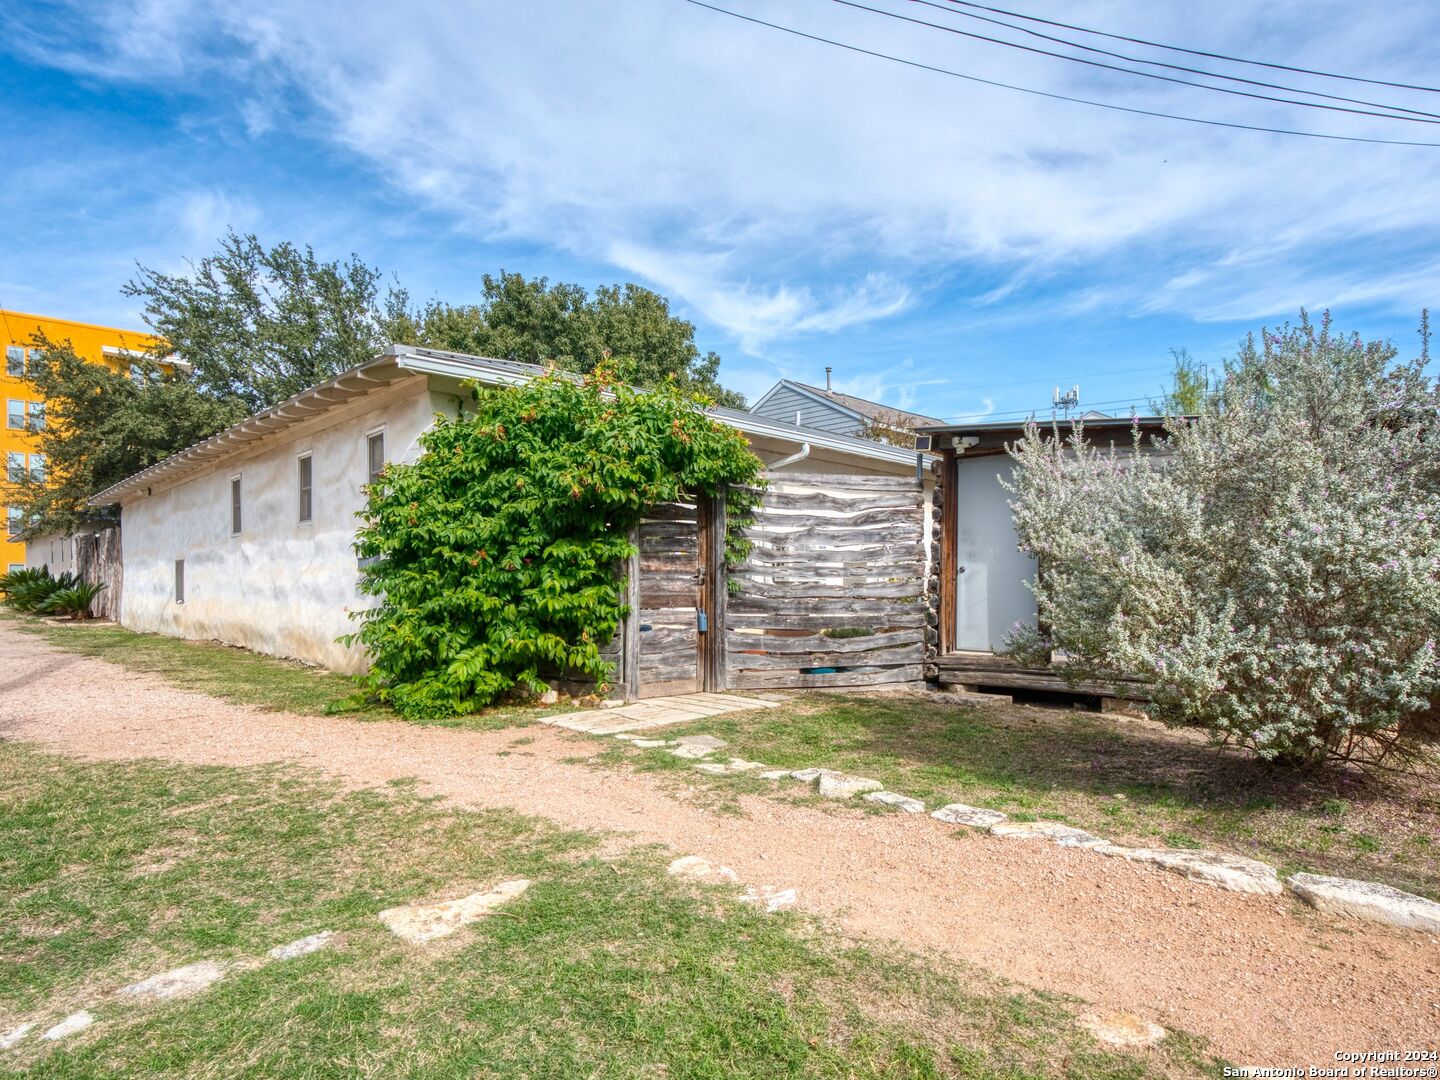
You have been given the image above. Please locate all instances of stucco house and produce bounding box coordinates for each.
[90,347,934,685]
[749,372,943,439]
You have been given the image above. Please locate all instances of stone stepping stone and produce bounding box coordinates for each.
[789,768,841,782]
[667,855,740,885]
[1098,846,1281,895]
[630,738,672,749]
[0,1023,36,1050]
[116,960,227,1002]
[865,791,925,813]
[674,735,728,750]
[267,931,336,961]
[667,744,716,760]
[693,758,767,775]
[758,769,793,780]
[41,1011,94,1041]
[379,879,531,944]
[1079,1010,1167,1048]
[1287,873,1440,932]
[816,774,883,799]
[931,803,1007,827]
[739,884,798,913]
[988,821,1109,849]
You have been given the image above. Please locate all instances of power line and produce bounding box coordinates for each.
[938,0,1440,95]
[830,0,1440,126]
[903,0,1440,122]
[916,361,1182,397]
[681,0,1440,147]
[935,394,1160,422]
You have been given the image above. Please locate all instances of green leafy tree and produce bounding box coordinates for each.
[125,230,407,412]
[348,370,762,720]
[390,272,746,407]
[5,338,241,535]
[1148,347,1211,416]
[1006,311,1439,768]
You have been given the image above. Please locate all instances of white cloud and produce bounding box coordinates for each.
[166,189,262,256]
[11,0,1440,341]
[608,243,911,351]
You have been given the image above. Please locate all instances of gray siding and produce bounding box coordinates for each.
[750,384,863,435]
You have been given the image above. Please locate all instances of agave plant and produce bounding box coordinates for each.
[36,581,106,620]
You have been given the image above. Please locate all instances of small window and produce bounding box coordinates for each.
[367,431,385,485]
[5,346,24,377]
[29,453,44,483]
[6,507,22,538]
[174,559,185,604]
[230,476,242,535]
[26,401,44,432]
[6,452,23,484]
[297,454,313,523]
[7,563,23,573]
[6,400,22,430]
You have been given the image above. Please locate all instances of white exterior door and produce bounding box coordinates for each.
[953,456,1037,652]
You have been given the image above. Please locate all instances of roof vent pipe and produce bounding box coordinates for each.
[770,441,811,471]
[825,366,832,391]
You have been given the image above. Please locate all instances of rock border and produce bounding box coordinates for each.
[609,730,1440,935]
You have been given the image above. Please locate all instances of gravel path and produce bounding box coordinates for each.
[1,623,1436,1066]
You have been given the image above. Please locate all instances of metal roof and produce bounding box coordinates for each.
[90,346,927,506]
[916,414,1175,436]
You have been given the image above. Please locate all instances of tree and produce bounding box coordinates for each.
[124,230,406,413]
[6,338,241,535]
[1148,347,1210,416]
[389,272,746,407]
[1005,311,1440,768]
[347,370,762,720]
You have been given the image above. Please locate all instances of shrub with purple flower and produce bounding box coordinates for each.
[1004,310,1439,768]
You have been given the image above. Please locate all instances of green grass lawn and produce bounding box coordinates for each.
[617,694,1440,900]
[4,613,563,731]
[0,745,1221,1078]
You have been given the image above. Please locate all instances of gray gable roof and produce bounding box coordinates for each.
[751,379,943,432]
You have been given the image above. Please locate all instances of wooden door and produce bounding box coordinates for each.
[635,501,702,697]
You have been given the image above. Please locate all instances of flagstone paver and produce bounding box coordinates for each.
[116,961,228,1002]
[539,693,779,736]
[379,880,531,944]
[267,931,337,961]
[41,1012,94,1041]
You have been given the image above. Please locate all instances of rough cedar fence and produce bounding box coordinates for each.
[725,471,926,690]
[75,527,122,620]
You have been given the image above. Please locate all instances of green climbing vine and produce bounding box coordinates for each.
[345,369,764,720]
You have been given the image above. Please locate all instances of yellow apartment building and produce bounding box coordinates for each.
[1,309,164,570]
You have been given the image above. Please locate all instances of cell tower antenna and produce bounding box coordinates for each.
[1052,384,1080,418]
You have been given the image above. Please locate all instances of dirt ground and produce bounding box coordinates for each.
[1,622,1436,1067]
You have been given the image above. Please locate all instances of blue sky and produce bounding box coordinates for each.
[2,0,1438,421]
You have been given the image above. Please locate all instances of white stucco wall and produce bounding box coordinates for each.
[115,388,932,675]
[118,377,461,673]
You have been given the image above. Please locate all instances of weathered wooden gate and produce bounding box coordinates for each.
[621,498,726,699]
[724,472,926,690]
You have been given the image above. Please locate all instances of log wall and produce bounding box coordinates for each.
[726,471,927,690]
[75,527,122,620]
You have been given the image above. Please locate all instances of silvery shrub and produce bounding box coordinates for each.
[1005,311,1438,767]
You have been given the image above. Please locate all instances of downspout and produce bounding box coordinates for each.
[769,441,811,470]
